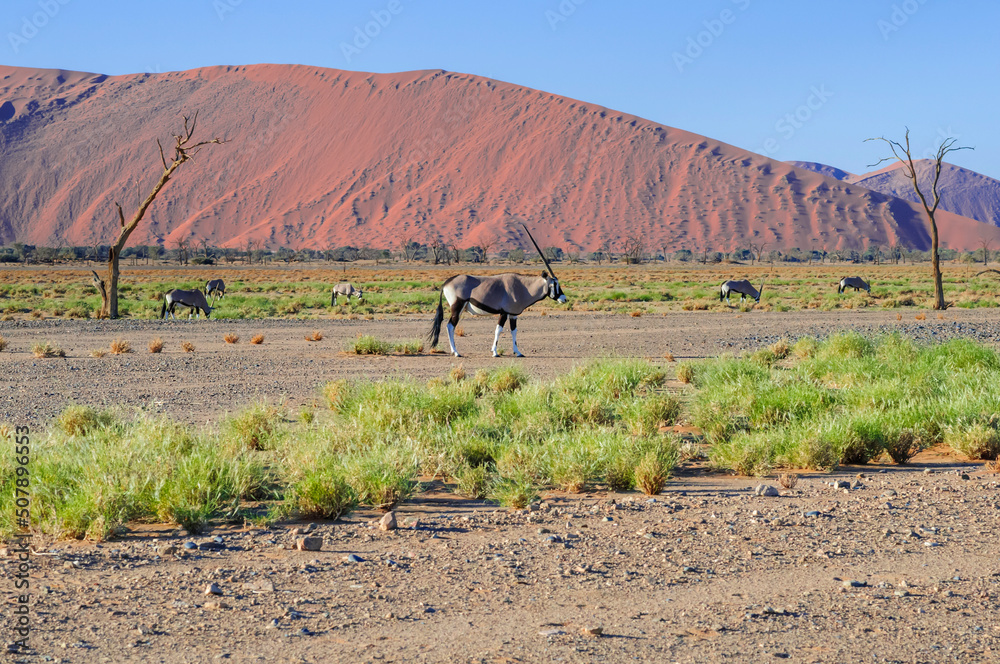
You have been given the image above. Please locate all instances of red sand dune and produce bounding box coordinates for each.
[2,63,999,253]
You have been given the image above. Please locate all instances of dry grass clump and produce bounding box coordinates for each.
[915,313,927,321]
[305,330,324,342]
[181,341,195,353]
[0,334,7,352]
[30,310,43,319]
[90,349,107,358]
[454,327,465,337]
[630,310,643,318]
[250,334,264,345]
[224,333,240,344]
[769,339,791,359]
[110,339,131,354]
[984,459,1000,474]
[663,351,675,362]
[676,363,694,384]
[778,473,799,489]
[148,338,164,353]
[897,313,903,321]
[32,341,65,358]
[449,364,467,383]
[885,430,920,464]
[945,423,1000,460]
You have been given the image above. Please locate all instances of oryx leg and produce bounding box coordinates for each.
[492,313,508,357]
[446,300,464,357]
[510,316,523,357]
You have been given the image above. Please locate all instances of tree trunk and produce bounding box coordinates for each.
[929,212,945,309]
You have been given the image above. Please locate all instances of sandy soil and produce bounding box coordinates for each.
[3,310,1000,663]
[3,308,1000,428]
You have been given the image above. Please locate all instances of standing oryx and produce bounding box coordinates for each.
[160,289,214,320]
[331,282,363,306]
[428,224,566,358]
[205,279,226,304]
[838,277,870,294]
[720,279,764,305]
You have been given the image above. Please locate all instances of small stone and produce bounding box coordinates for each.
[602,516,613,522]
[345,554,364,563]
[923,468,933,475]
[183,541,198,550]
[379,512,397,531]
[199,541,225,551]
[539,629,565,637]
[832,480,850,490]
[537,528,550,534]
[894,590,910,597]
[804,511,821,518]
[755,484,779,497]
[842,580,866,589]
[204,601,228,610]
[205,583,223,596]
[581,625,603,636]
[296,537,323,552]
[960,473,970,480]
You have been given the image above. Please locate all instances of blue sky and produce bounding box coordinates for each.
[3,0,997,178]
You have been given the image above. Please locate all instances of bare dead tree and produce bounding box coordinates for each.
[174,237,190,265]
[396,233,416,262]
[748,240,767,266]
[623,236,645,265]
[866,129,972,310]
[430,241,450,265]
[978,238,993,267]
[478,232,499,264]
[91,113,224,318]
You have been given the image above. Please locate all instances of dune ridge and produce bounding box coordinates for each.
[2,63,999,252]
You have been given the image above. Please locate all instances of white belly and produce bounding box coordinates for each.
[465,302,493,316]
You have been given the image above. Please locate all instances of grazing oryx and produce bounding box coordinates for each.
[331,282,363,306]
[205,279,226,304]
[160,289,213,320]
[720,279,763,305]
[838,277,870,294]
[428,224,566,358]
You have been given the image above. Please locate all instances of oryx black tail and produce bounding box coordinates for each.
[428,289,444,348]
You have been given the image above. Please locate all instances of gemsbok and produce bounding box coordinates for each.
[331,282,364,306]
[428,224,566,358]
[205,279,226,304]
[720,279,763,305]
[838,277,871,294]
[160,289,214,320]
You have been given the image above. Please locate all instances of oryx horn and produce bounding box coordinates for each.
[520,222,557,278]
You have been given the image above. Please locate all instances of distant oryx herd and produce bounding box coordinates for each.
[156,229,870,358]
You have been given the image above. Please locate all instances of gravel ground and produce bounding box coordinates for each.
[3,309,1000,429]
[7,461,999,663]
[4,309,1000,662]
